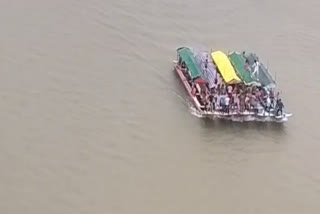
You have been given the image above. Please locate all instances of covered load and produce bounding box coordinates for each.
[211,51,241,84]
[228,52,260,86]
[244,52,276,88]
[194,51,217,89]
[176,47,201,79]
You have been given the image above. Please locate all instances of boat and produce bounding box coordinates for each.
[173,47,213,116]
[173,47,293,122]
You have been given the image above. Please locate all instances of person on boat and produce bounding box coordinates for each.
[216,84,220,95]
[178,57,182,66]
[251,59,260,81]
[181,61,186,69]
[216,94,221,110]
[245,59,251,72]
[269,89,275,108]
[260,87,265,100]
[249,94,256,110]
[214,77,218,85]
[265,96,271,112]
[245,94,250,111]
[276,99,284,116]
[221,84,226,95]
[239,92,245,113]
[220,95,226,112]
[210,93,216,111]
[205,56,208,70]
[205,98,211,112]
[191,86,196,97]
[225,95,230,113]
[210,86,216,95]
[227,85,233,104]
[255,89,260,99]
[227,85,233,95]
[233,92,240,111]
[199,85,206,100]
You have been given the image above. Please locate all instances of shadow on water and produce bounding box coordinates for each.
[199,117,287,134]
[197,118,289,147]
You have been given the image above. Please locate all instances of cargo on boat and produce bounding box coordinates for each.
[173,47,292,122]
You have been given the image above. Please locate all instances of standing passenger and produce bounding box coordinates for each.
[270,89,275,109]
[239,93,245,112]
[225,95,230,113]
[245,59,250,72]
[251,60,260,81]
[205,55,208,70]
[276,99,284,116]
[266,96,271,112]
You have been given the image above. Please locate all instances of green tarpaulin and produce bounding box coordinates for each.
[228,52,259,86]
[177,47,201,79]
[245,53,276,88]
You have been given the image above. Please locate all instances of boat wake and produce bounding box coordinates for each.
[187,101,204,118]
[188,102,290,123]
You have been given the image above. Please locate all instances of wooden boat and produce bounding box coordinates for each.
[173,47,213,116]
[173,47,292,122]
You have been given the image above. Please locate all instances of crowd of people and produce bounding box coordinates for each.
[194,82,284,116]
[177,53,285,117]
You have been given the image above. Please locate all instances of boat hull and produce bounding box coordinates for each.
[174,62,205,112]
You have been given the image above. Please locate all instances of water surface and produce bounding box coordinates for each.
[1,0,320,213]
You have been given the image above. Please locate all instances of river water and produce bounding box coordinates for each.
[1,0,320,213]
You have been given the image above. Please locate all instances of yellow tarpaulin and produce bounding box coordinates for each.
[211,51,241,84]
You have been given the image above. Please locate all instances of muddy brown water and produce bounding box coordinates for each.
[1,0,320,213]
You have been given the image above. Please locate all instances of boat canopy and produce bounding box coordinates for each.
[194,51,217,89]
[245,53,276,88]
[177,47,201,79]
[211,51,241,84]
[228,52,260,86]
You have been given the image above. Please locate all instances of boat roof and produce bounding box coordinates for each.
[211,51,241,84]
[177,47,201,79]
[194,51,217,89]
[245,53,276,88]
[228,52,260,86]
